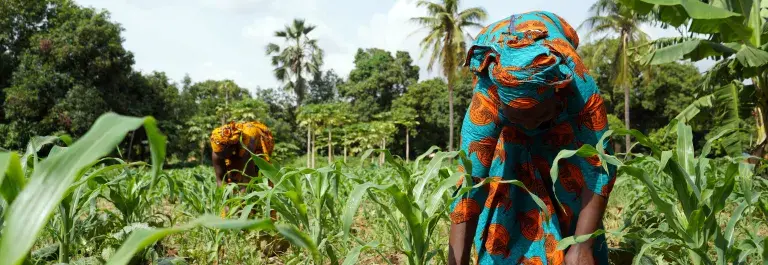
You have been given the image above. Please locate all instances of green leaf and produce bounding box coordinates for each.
[0,152,24,205]
[425,171,463,216]
[342,241,380,265]
[675,122,695,175]
[724,200,750,250]
[556,229,611,250]
[0,113,167,265]
[645,39,738,65]
[105,216,276,265]
[413,146,440,170]
[621,166,686,235]
[626,0,750,40]
[713,82,744,156]
[20,136,61,171]
[736,45,768,67]
[673,94,714,124]
[342,182,391,236]
[414,151,456,204]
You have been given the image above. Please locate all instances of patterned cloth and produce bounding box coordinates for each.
[450,11,617,265]
[210,121,275,183]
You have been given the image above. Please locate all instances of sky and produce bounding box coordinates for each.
[74,0,696,94]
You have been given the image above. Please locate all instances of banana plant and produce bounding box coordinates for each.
[619,0,768,155]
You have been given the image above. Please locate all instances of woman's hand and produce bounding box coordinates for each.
[564,244,595,265]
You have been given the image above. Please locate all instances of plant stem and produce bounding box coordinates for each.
[58,203,70,263]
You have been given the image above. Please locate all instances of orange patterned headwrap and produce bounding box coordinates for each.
[210,122,242,152]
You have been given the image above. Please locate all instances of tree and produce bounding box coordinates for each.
[392,76,472,154]
[254,87,300,146]
[265,19,324,105]
[411,0,487,151]
[339,48,419,120]
[297,104,321,168]
[216,80,238,124]
[2,3,137,149]
[390,107,420,161]
[581,0,650,151]
[0,0,63,112]
[183,80,250,117]
[619,0,768,156]
[307,69,342,104]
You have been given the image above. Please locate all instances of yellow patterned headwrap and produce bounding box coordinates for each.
[210,122,242,153]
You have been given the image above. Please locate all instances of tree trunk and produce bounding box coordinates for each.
[380,139,385,166]
[312,129,316,168]
[127,131,135,161]
[622,33,631,151]
[754,79,768,158]
[344,145,347,163]
[307,126,311,168]
[328,129,332,164]
[623,83,631,151]
[200,141,206,165]
[406,129,410,162]
[448,82,455,152]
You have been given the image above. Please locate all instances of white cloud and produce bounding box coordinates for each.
[242,16,284,40]
[356,0,438,80]
[198,0,265,11]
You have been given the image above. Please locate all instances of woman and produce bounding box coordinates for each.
[449,11,617,265]
[210,121,276,218]
[210,121,275,186]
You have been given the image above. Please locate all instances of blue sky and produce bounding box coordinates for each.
[74,0,689,93]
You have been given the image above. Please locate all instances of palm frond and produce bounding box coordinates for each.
[457,7,487,23]
[265,43,281,56]
[416,0,446,15]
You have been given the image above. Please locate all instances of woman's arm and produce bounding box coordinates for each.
[449,76,503,265]
[211,151,226,187]
[563,77,617,265]
[564,188,608,264]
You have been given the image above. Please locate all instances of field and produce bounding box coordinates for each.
[0,113,766,265]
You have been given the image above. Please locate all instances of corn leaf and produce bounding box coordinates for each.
[105,216,276,265]
[342,241,380,265]
[0,152,24,206]
[0,113,167,265]
[20,136,62,171]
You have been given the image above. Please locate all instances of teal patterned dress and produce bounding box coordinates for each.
[449,11,617,265]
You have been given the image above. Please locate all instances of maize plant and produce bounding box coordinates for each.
[0,113,308,265]
[553,121,768,265]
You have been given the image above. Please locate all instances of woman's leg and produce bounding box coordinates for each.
[449,217,478,265]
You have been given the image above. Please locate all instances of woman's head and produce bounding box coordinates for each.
[465,11,580,130]
[211,121,242,154]
[503,95,561,130]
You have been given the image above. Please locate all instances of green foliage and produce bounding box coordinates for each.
[391,75,472,153]
[307,70,343,104]
[339,48,419,120]
[619,0,768,153]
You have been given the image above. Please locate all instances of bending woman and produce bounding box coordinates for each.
[448,11,617,265]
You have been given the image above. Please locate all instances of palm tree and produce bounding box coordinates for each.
[580,0,650,151]
[266,19,324,105]
[411,0,486,152]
